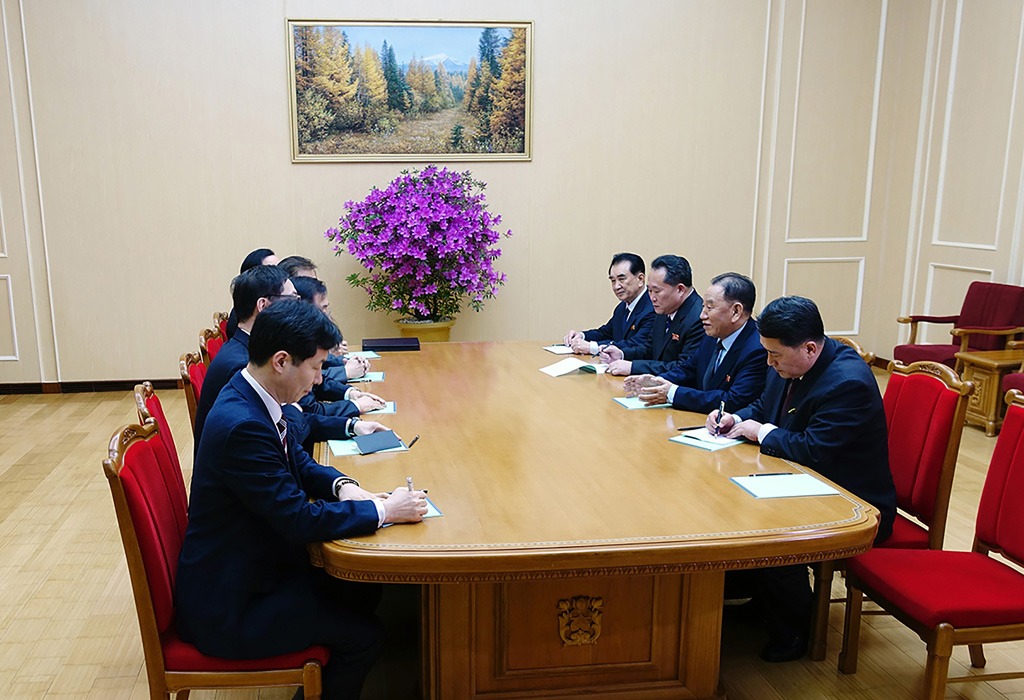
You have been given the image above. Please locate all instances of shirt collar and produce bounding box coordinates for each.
[625,288,647,315]
[719,320,747,353]
[241,367,283,425]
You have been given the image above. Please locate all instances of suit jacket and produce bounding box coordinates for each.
[176,372,379,659]
[736,338,896,541]
[659,318,768,413]
[583,290,655,356]
[624,290,704,375]
[193,331,251,447]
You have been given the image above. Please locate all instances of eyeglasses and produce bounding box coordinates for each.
[269,293,301,301]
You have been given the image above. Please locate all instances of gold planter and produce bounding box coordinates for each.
[394,318,455,343]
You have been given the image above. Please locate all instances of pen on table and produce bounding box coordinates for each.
[676,426,706,431]
[715,399,725,437]
[408,435,420,449]
[748,473,791,477]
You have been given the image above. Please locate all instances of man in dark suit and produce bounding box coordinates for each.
[563,252,655,357]
[624,273,767,413]
[177,301,427,699]
[601,255,704,375]
[711,295,896,663]
[225,247,279,339]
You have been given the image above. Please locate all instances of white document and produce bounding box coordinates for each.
[613,396,671,410]
[348,350,381,359]
[669,434,742,452]
[540,357,608,376]
[348,371,385,383]
[730,473,840,499]
[676,427,743,447]
[364,401,396,415]
[543,344,576,355]
[328,439,408,457]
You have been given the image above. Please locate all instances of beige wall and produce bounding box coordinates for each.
[1,0,1023,382]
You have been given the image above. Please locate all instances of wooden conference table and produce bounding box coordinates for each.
[311,341,880,700]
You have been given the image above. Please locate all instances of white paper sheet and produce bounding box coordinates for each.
[613,396,671,410]
[730,473,840,498]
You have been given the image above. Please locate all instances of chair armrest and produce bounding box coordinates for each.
[900,314,959,324]
[1008,339,1024,350]
[950,326,1024,337]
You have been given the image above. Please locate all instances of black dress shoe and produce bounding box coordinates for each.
[759,634,807,662]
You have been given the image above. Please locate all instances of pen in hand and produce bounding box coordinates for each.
[715,399,725,437]
[406,476,414,492]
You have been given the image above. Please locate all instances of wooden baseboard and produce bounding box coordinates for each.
[0,379,179,395]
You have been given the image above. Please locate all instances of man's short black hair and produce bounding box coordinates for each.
[757,296,826,347]
[279,255,318,277]
[249,300,342,367]
[231,265,290,323]
[609,252,645,277]
[240,248,276,273]
[290,275,327,302]
[711,273,756,315]
[650,255,692,288]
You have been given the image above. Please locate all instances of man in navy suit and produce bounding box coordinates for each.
[601,255,704,375]
[177,301,427,699]
[225,247,279,340]
[624,273,767,413]
[711,296,896,663]
[563,252,655,357]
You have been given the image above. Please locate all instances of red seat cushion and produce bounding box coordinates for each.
[1004,372,1024,396]
[849,548,1024,628]
[878,513,930,549]
[162,628,329,671]
[893,343,960,369]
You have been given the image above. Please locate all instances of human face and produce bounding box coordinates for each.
[700,284,744,339]
[279,347,329,404]
[312,292,331,317]
[646,267,687,315]
[608,261,645,304]
[760,336,821,379]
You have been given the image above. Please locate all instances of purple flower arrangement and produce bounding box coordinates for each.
[326,165,511,321]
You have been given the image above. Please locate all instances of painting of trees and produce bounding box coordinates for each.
[288,21,532,161]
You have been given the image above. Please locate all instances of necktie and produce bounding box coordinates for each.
[703,340,725,388]
[276,415,288,456]
[779,380,796,422]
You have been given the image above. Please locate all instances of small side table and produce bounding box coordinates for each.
[955,349,1024,436]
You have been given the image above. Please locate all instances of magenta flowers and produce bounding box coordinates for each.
[326,166,511,321]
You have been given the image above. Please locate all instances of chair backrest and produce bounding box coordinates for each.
[104,420,183,681]
[214,311,229,340]
[957,281,1024,350]
[134,382,188,519]
[975,390,1024,564]
[831,336,875,365]
[884,360,973,548]
[200,327,225,367]
[180,351,206,434]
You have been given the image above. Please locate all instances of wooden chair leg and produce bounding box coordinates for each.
[809,559,836,661]
[968,643,987,668]
[838,579,863,674]
[303,660,323,700]
[924,625,954,700]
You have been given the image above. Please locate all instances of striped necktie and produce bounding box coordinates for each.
[276,415,288,456]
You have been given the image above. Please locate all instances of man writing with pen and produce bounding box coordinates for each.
[703,295,896,664]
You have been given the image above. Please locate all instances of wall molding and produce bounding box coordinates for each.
[781,256,865,335]
[922,262,993,316]
[0,274,17,360]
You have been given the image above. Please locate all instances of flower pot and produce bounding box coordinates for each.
[394,318,456,343]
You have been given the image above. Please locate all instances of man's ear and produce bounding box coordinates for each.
[271,350,290,374]
[255,297,270,314]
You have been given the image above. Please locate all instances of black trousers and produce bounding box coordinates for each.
[726,564,814,641]
[309,572,385,700]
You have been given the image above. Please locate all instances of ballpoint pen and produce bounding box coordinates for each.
[408,435,420,448]
[407,476,414,491]
[715,399,725,437]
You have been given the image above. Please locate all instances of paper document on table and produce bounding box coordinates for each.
[540,357,608,376]
[364,401,396,415]
[348,371,385,383]
[382,497,442,527]
[328,439,408,457]
[347,350,381,359]
[613,396,671,410]
[543,344,575,355]
[730,473,840,499]
[676,427,743,447]
[669,433,742,452]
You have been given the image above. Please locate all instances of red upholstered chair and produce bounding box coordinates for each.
[809,360,974,660]
[838,390,1024,699]
[134,382,188,522]
[199,326,225,367]
[1002,339,1024,397]
[179,351,205,435]
[215,311,229,340]
[104,420,328,700]
[894,281,1024,371]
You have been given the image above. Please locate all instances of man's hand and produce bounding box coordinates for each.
[563,330,584,347]
[338,482,377,501]
[569,337,592,354]
[705,410,737,435]
[624,374,658,397]
[638,377,672,406]
[599,345,624,364]
[726,419,763,442]
[340,340,349,354]
[353,420,388,436]
[607,359,632,376]
[345,357,368,379]
[383,487,428,524]
[352,391,386,413]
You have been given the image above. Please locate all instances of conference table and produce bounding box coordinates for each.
[310,341,880,700]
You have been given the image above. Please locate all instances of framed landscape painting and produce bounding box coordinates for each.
[287,20,533,162]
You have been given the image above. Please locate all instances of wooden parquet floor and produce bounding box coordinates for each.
[1,372,1023,699]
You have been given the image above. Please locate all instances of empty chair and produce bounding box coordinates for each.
[104,419,328,699]
[180,351,205,435]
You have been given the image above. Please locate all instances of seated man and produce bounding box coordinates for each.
[291,276,372,390]
[710,295,896,663]
[600,254,703,375]
[225,247,279,339]
[176,300,427,699]
[624,273,767,413]
[562,252,654,356]
[278,254,318,278]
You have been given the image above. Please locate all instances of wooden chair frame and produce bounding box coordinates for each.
[104,421,323,700]
[897,317,1023,373]
[831,335,876,365]
[179,351,203,433]
[837,390,1024,699]
[199,326,225,367]
[809,360,974,660]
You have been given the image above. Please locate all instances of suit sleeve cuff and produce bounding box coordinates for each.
[667,384,678,403]
[374,499,386,527]
[757,423,777,444]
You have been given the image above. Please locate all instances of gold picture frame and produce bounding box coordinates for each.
[287,20,533,162]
